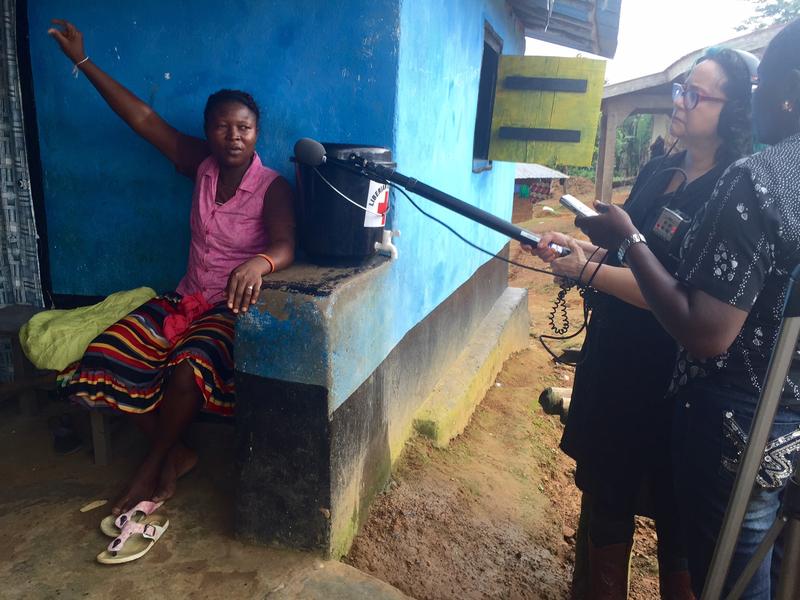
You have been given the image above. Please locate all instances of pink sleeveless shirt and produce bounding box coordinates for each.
[176,153,280,304]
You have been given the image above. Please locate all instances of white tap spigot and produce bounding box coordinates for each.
[375,229,400,259]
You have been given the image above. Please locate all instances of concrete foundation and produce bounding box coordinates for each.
[234,250,515,557]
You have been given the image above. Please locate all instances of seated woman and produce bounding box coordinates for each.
[575,19,800,599]
[48,19,295,515]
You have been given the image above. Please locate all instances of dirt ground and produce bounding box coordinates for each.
[346,179,662,599]
[0,409,410,600]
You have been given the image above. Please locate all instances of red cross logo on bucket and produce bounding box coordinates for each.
[364,180,390,228]
[376,190,389,225]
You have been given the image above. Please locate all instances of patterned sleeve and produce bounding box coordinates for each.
[675,166,774,310]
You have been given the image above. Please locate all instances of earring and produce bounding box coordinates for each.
[784,100,794,112]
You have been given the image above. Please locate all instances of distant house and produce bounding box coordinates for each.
[513,163,568,222]
[515,163,569,202]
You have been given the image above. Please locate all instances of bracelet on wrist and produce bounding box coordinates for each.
[256,253,275,274]
[72,56,90,78]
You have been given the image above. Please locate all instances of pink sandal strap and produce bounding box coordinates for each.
[107,522,140,553]
[107,520,167,555]
[113,500,163,530]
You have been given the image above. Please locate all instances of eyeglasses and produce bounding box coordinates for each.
[672,83,726,111]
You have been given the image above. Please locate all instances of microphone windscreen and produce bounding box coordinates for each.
[294,138,326,166]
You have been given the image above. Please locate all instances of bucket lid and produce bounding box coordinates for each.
[323,142,393,163]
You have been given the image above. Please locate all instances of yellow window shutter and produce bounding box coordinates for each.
[488,56,606,167]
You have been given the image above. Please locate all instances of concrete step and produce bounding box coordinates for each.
[413,286,529,447]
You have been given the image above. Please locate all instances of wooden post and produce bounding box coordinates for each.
[91,411,112,466]
[12,337,38,417]
[595,110,620,205]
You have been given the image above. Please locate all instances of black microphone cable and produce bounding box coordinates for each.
[622,139,684,213]
[537,141,692,365]
[386,183,580,283]
[314,167,391,219]
[389,181,603,366]
[311,163,562,278]
[312,164,595,354]
[537,248,609,366]
[535,140,686,364]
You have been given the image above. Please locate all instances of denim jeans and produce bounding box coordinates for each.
[672,381,800,599]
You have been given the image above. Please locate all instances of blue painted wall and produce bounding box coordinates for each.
[27,0,399,296]
[325,0,523,407]
[386,0,522,343]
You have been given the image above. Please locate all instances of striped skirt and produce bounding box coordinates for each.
[59,295,236,416]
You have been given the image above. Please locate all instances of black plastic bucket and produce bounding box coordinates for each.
[295,143,395,262]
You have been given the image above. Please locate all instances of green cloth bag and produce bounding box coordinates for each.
[19,287,157,371]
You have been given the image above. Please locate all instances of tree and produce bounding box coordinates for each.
[737,0,800,30]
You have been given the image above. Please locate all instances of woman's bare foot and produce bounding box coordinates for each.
[153,443,198,503]
[111,453,165,516]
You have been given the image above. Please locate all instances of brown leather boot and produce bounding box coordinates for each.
[658,569,696,600]
[588,541,632,600]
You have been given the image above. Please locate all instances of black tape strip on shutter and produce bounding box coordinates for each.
[503,77,588,93]
[498,127,582,143]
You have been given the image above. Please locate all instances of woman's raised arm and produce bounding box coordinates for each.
[48,19,208,177]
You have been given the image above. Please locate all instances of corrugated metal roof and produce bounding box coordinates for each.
[509,0,622,59]
[515,163,570,180]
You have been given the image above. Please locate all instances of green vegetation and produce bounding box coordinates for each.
[544,113,654,183]
[615,113,654,179]
[738,0,800,30]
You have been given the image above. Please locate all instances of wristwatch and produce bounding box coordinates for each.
[617,232,647,265]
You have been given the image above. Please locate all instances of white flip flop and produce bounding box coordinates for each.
[96,515,169,564]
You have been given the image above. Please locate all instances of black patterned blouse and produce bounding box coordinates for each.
[672,133,800,405]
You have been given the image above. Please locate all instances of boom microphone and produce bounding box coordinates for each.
[293,138,569,256]
[294,138,327,167]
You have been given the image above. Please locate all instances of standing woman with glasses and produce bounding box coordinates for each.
[523,48,757,600]
[576,20,800,599]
